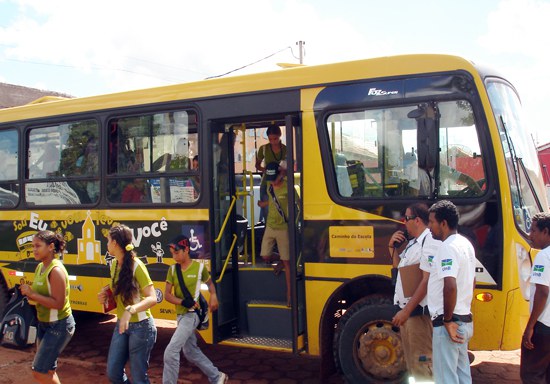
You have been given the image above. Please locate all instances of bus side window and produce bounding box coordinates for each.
[0,130,19,207]
[437,101,486,198]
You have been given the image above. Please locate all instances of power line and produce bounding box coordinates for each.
[205,46,292,79]
[0,56,189,84]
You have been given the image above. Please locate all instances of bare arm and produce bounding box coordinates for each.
[206,278,219,312]
[118,283,157,334]
[21,267,66,310]
[392,271,429,326]
[443,276,457,320]
[164,282,182,305]
[388,231,406,267]
[523,284,549,349]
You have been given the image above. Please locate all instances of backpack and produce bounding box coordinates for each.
[1,284,37,348]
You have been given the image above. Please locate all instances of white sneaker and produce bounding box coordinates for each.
[217,372,228,383]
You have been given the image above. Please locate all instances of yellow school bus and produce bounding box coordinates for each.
[0,54,545,382]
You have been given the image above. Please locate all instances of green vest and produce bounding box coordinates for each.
[32,259,72,322]
[110,258,153,322]
[166,261,210,315]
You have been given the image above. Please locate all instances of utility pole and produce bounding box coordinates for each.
[296,41,305,64]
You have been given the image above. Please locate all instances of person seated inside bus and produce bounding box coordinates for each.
[127,148,144,173]
[116,139,142,174]
[33,141,60,177]
[169,138,191,171]
[121,178,150,203]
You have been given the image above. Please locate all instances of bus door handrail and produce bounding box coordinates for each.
[214,195,237,243]
[237,170,257,265]
[215,233,237,283]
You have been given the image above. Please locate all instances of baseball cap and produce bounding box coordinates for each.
[168,235,189,251]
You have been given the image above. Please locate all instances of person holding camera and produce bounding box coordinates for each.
[162,235,228,384]
[388,203,441,382]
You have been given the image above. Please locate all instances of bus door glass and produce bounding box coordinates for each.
[210,124,239,335]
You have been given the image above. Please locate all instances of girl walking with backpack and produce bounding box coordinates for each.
[20,230,75,384]
[162,235,228,384]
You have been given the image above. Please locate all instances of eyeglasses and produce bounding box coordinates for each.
[404,215,417,222]
[169,245,183,252]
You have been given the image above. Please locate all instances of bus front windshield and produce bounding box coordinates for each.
[486,80,548,233]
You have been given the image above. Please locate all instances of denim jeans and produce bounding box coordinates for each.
[107,316,157,384]
[432,321,473,384]
[163,313,221,384]
[33,314,75,373]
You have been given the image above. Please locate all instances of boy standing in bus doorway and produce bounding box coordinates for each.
[427,200,476,384]
[258,161,291,306]
[389,203,441,382]
[255,124,287,223]
[521,213,550,384]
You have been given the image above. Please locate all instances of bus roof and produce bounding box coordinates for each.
[0,54,482,124]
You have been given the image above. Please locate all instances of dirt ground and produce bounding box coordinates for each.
[0,347,107,384]
[0,312,522,384]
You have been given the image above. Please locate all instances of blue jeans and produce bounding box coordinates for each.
[163,313,221,384]
[33,314,75,373]
[433,321,473,384]
[107,317,157,384]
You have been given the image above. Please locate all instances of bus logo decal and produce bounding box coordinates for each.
[368,87,399,96]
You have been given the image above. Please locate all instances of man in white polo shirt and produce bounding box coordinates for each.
[389,203,441,381]
[427,200,476,384]
[521,212,550,383]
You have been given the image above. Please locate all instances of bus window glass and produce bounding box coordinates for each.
[486,80,545,232]
[0,130,19,207]
[326,100,486,199]
[107,110,199,204]
[437,101,486,198]
[26,120,99,206]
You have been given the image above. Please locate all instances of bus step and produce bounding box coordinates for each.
[246,300,291,339]
[220,335,292,352]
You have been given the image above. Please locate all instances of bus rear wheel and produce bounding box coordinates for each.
[333,296,406,383]
[0,277,9,313]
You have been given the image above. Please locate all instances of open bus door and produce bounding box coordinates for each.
[210,117,305,352]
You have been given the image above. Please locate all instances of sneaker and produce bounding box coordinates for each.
[217,372,228,383]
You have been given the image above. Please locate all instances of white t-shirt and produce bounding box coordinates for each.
[394,228,441,308]
[530,247,550,327]
[427,233,476,318]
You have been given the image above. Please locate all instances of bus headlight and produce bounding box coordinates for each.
[516,243,531,300]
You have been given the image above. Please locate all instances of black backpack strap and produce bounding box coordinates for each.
[175,264,194,302]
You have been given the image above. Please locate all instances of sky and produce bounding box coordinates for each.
[1,0,550,144]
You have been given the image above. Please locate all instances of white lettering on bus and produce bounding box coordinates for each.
[131,218,168,246]
[368,87,399,96]
[29,212,48,231]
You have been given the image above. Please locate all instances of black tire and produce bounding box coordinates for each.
[0,278,9,314]
[333,296,406,384]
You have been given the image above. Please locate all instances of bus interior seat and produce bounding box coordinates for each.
[335,153,352,197]
[346,160,366,196]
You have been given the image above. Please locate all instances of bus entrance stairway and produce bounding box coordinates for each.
[226,265,304,350]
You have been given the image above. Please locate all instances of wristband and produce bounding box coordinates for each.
[125,305,136,315]
[443,317,453,323]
